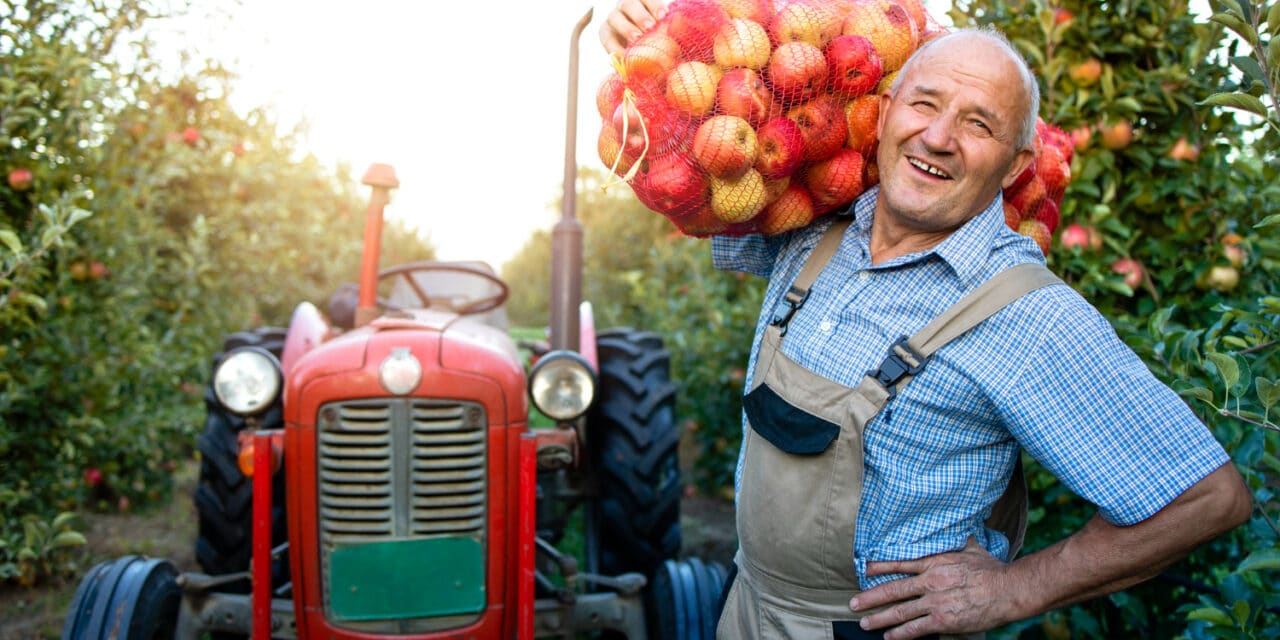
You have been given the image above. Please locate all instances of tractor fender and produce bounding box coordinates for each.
[281,301,329,376]
[62,555,180,640]
[579,301,597,371]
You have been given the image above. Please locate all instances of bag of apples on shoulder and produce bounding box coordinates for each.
[597,0,1073,250]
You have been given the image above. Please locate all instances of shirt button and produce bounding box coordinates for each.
[819,320,833,332]
[859,271,870,283]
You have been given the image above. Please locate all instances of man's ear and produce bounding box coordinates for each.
[1001,148,1035,190]
[877,91,891,139]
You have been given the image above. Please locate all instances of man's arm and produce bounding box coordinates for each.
[849,462,1251,640]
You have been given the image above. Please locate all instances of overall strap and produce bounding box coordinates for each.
[770,217,853,334]
[867,263,1062,398]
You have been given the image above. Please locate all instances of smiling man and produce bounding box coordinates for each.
[601,8,1251,638]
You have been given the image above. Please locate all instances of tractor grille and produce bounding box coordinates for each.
[317,399,487,544]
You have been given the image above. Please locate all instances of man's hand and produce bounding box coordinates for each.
[601,0,667,54]
[849,538,1017,640]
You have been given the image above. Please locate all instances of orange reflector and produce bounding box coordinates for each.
[237,434,281,477]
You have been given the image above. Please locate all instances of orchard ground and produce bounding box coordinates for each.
[0,431,737,639]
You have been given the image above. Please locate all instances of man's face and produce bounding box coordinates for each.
[874,37,1034,234]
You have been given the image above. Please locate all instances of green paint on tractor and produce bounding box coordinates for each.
[329,536,484,621]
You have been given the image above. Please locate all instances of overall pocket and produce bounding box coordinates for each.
[743,382,841,455]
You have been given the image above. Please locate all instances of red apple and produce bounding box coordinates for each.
[1006,175,1047,219]
[679,203,731,237]
[826,35,883,97]
[713,0,773,24]
[1100,120,1133,150]
[863,156,880,187]
[1031,199,1060,233]
[842,0,919,72]
[1168,136,1200,161]
[89,261,109,280]
[1054,8,1074,24]
[710,168,768,222]
[788,95,847,162]
[597,74,626,121]
[897,0,930,33]
[844,94,880,153]
[1036,143,1071,197]
[1059,223,1092,251]
[692,115,758,178]
[7,167,32,191]
[665,0,731,60]
[754,117,805,179]
[182,127,200,146]
[1069,125,1092,152]
[1002,201,1021,230]
[1112,258,1144,290]
[763,175,791,203]
[624,33,683,82]
[1017,219,1052,256]
[713,17,772,70]
[1068,58,1102,86]
[84,467,103,488]
[631,152,712,217]
[768,41,829,105]
[716,68,777,126]
[666,61,723,117]
[758,183,818,234]
[769,1,840,48]
[805,148,865,213]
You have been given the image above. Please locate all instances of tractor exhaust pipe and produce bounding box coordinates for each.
[356,163,400,328]
[550,7,593,352]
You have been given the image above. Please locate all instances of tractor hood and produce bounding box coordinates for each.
[283,309,527,425]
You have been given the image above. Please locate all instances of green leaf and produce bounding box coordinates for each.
[1186,606,1234,625]
[0,230,20,255]
[48,531,86,550]
[1268,3,1280,35]
[1231,55,1266,84]
[1208,352,1240,390]
[1179,386,1215,403]
[1269,37,1280,70]
[1256,214,1280,228]
[1149,306,1174,338]
[1258,377,1279,411]
[1114,97,1144,114]
[1238,547,1280,571]
[51,512,78,531]
[1212,12,1260,46]
[1213,0,1246,19]
[1232,599,1251,624]
[16,548,36,562]
[1200,92,1270,117]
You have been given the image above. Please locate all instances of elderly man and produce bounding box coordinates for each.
[602,6,1251,640]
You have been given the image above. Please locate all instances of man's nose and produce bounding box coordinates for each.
[920,116,957,152]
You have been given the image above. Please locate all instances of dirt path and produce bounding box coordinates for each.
[0,456,736,639]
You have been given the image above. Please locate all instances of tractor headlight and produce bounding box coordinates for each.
[213,347,282,416]
[529,351,595,421]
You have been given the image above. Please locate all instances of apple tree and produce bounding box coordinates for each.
[950,0,1280,636]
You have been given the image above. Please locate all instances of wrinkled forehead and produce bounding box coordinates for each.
[901,37,1029,123]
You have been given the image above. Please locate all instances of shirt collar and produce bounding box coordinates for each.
[842,186,1004,286]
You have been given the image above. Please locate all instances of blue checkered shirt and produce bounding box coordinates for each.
[712,186,1230,589]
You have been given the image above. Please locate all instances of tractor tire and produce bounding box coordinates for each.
[589,328,682,579]
[645,558,728,640]
[193,328,289,592]
[62,555,180,640]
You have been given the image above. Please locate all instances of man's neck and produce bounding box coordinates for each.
[867,214,958,266]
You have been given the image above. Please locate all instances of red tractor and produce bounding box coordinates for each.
[62,10,726,639]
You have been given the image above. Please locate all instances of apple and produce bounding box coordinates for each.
[1168,136,1200,161]
[769,1,840,48]
[805,148,866,213]
[1068,58,1102,86]
[597,73,626,120]
[1008,160,1035,193]
[624,33,683,81]
[666,0,731,60]
[713,0,773,24]
[768,41,829,105]
[876,68,900,95]
[863,156,880,187]
[69,261,89,281]
[631,152,712,217]
[763,175,791,203]
[826,35,883,97]
[754,117,805,179]
[788,95,848,161]
[1222,234,1246,267]
[692,115,758,178]
[716,68,777,126]
[897,0,929,34]
[1069,125,1092,152]
[1204,265,1240,292]
[1035,143,1071,197]
[713,18,772,70]
[1054,8,1074,24]
[1002,201,1021,230]
[89,261,109,280]
[182,126,200,146]
[1031,199,1060,233]
[1017,219,1052,256]
[679,203,731,236]
[844,93,880,152]
[84,467,103,488]
[1099,120,1133,150]
[710,168,769,222]
[758,183,818,234]
[1006,174,1047,218]
[615,94,693,156]
[667,61,723,116]
[1112,258,1144,290]
[232,142,246,157]
[1059,224,1092,251]
[612,101,650,158]
[842,0,919,72]
[7,167,32,191]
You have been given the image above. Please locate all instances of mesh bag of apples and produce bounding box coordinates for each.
[597,0,1072,252]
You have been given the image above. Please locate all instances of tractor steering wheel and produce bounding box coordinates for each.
[377,261,510,316]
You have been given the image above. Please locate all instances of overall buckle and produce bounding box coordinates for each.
[867,336,928,400]
[770,285,810,336]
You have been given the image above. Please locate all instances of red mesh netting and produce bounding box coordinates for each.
[597,0,1071,248]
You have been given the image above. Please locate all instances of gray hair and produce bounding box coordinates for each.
[889,27,1041,151]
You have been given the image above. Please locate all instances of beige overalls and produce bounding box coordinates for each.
[717,219,1061,639]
